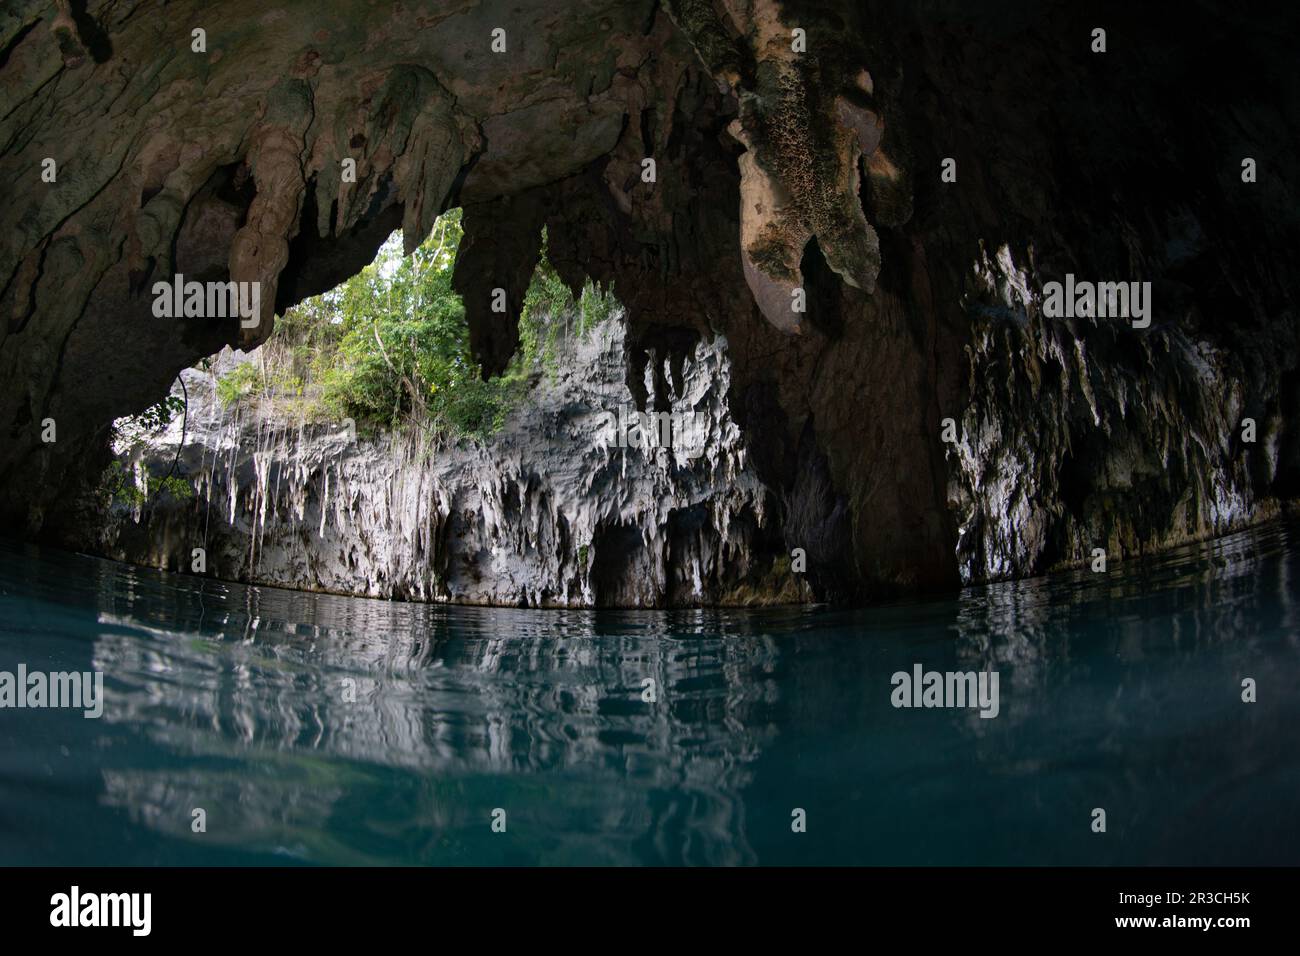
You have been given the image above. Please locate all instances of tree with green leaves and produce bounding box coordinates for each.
[218,208,618,442]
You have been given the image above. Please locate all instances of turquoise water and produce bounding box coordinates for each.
[1,523,1297,866]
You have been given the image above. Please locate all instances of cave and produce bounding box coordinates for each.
[0,0,1298,878]
[4,0,1293,606]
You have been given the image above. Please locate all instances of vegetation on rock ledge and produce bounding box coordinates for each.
[217,209,618,442]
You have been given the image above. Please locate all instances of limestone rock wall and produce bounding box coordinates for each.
[81,314,803,607]
[952,243,1289,583]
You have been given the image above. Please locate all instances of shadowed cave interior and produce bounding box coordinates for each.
[2,0,1298,607]
[2,0,1300,880]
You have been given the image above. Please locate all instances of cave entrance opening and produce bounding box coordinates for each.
[103,209,624,510]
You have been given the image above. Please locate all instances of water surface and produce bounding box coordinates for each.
[1,523,1297,865]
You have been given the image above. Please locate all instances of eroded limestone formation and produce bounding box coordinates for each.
[82,313,798,607]
[2,0,1298,602]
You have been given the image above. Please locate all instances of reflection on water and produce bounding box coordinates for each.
[1,522,1297,865]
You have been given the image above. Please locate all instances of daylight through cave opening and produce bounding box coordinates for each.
[2,0,1299,877]
[1,0,1295,608]
[85,206,805,609]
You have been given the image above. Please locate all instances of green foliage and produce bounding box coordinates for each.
[307,209,529,440]
[216,210,621,443]
[101,459,141,507]
[112,393,185,447]
[517,231,618,383]
[100,459,193,508]
[154,474,194,501]
[216,362,262,406]
[138,394,186,432]
[104,392,194,507]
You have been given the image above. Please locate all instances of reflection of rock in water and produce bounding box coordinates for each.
[99,770,352,863]
[949,521,1296,782]
[955,521,1294,669]
[91,595,781,864]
